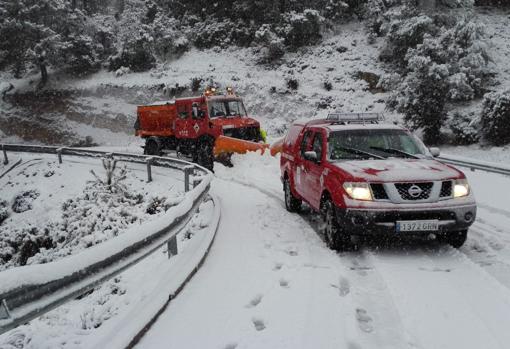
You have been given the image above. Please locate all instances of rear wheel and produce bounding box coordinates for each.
[284,178,301,212]
[144,139,161,156]
[442,230,468,248]
[320,199,353,251]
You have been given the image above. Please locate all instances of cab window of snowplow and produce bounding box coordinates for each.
[177,104,189,119]
[209,100,247,118]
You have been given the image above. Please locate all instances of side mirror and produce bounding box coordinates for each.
[179,111,188,119]
[429,147,440,157]
[304,151,318,162]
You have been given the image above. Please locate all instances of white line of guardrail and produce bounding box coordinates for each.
[0,144,214,336]
[438,155,510,176]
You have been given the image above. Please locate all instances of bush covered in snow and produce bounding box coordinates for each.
[390,55,449,143]
[481,90,510,145]
[447,111,480,145]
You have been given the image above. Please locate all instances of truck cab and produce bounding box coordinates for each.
[280,113,477,250]
[135,87,262,170]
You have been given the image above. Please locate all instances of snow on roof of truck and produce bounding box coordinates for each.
[146,100,175,106]
[325,123,404,132]
[297,118,405,132]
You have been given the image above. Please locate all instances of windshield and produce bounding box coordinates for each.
[328,129,427,160]
[208,99,247,118]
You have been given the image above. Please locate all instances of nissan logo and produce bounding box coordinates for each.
[408,185,423,198]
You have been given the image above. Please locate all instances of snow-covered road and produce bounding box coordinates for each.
[136,156,510,349]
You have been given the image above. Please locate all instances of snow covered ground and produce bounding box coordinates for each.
[135,153,510,349]
[0,152,184,271]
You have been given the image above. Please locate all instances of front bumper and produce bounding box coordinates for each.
[335,204,477,236]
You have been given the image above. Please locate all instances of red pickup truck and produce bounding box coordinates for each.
[280,113,476,250]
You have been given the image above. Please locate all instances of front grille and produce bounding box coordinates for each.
[394,182,433,201]
[370,183,389,200]
[440,180,452,197]
[223,126,261,142]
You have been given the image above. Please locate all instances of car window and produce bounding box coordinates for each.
[312,133,323,161]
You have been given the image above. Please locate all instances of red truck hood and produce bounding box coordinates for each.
[333,158,463,182]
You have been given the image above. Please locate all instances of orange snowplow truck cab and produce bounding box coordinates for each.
[134,88,265,170]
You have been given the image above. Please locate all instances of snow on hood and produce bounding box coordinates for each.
[334,158,461,182]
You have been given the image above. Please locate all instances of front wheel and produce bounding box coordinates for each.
[196,140,214,171]
[441,230,468,248]
[284,178,301,212]
[320,199,353,251]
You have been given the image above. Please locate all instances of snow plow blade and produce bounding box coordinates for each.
[214,135,269,156]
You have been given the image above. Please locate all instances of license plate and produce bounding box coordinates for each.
[396,220,439,232]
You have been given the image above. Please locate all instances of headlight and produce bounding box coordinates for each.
[343,182,373,201]
[453,179,469,198]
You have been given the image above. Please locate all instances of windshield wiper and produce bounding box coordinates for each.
[333,146,384,160]
[369,146,419,159]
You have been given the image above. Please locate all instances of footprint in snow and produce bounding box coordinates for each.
[356,308,374,333]
[279,278,290,288]
[350,260,372,276]
[224,343,238,349]
[273,262,283,271]
[330,276,350,297]
[339,277,350,296]
[246,294,263,308]
[347,342,363,349]
[418,267,452,273]
[252,318,266,331]
[286,248,298,256]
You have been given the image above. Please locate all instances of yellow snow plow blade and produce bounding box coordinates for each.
[214,135,270,156]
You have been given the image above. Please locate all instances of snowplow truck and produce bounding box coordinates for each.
[134,88,267,170]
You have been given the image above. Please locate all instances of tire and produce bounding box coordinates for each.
[442,230,468,248]
[284,178,301,212]
[320,198,353,251]
[144,139,161,156]
[197,140,214,171]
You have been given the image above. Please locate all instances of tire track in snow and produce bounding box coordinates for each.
[460,224,510,290]
[368,244,510,349]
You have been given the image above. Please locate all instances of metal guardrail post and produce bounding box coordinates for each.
[2,144,8,165]
[0,299,10,320]
[167,236,178,259]
[56,148,63,164]
[146,157,154,183]
[184,166,194,192]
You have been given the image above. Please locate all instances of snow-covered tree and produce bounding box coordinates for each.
[390,55,449,144]
[0,0,102,82]
[481,90,510,145]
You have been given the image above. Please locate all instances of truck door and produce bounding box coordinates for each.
[190,101,210,138]
[302,132,324,210]
[296,130,313,198]
[174,101,192,139]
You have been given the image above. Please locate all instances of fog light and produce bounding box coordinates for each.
[464,212,474,222]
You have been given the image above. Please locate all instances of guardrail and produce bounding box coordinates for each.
[0,144,214,335]
[438,155,510,177]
